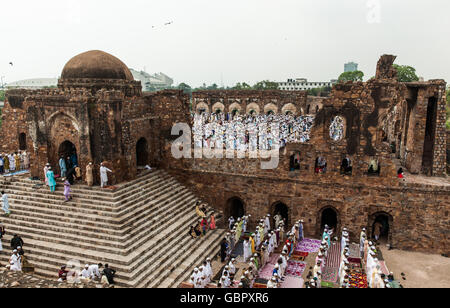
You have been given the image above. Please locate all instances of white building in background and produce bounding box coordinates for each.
[5,78,58,89]
[278,78,337,91]
[129,69,173,92]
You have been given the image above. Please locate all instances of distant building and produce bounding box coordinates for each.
[278,78,337,91]
[129,69,173,92]
[5,78,58,90]
[344,62,358,72]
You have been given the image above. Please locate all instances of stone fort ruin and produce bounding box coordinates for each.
[0,51,448,286]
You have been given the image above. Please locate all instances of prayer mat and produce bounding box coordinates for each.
[231,241,244,257]
[379,261,389,276]
[254,278,268,285]
[348,257,361,263]
[348,262,362,272]
[295,238,322,253]
[326,243,341,268]
[349,243,360,258]
[285,260,307,278]
[212,265,226,282]
[280,276,304,288]
[322,267,339,283]
[291,255,305,262]
[258,264,275,280]
[253,283,268,288]
[268,253,280,265]
[321,281,336,288]
[348,272,368,289]
[293,251,309,257]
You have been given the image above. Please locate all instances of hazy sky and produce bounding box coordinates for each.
[1,0,449,87]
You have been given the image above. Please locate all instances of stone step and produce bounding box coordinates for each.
[148,230,225,288]
[7,171,169,209]
[6,177,186,229]
[13,169,159,201]
[157,230,225,288]
[0,211,222,287]
[131,229,224,288]
[1,191,199,254]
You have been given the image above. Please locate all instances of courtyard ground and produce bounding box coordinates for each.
[380,247,450,288]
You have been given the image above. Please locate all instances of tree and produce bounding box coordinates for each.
[177,83,192,94]
[307,86,332,97]
[338,71,364,82]
[253,80,279,90]
[0,90,5,102]
[232,82,252,90]
[393,64,419,82]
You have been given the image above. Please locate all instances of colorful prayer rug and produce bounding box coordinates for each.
[295,238,322,253]
[280,276,304,288]
[258,264,275,280]
[322,267,339,283]
[285,260,307,278]
[293,251,309,257]
[326,243,341,268]
[321,281,336,288]
[348,272,368,289]
[268,253,280,265]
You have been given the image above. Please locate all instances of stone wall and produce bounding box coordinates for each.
[447,130,450,173]
[165,153,449,254]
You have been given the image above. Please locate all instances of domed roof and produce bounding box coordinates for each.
[61,50,134,81]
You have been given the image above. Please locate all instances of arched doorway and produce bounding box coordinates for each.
[136,138,149,167]
[19,133,27,151]
[226,197,245,220]
[272,202,289,228]
[370,212,392,244]
[320,207,338,233]
[58,141,78,168]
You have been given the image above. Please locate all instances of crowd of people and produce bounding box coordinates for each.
[58,262,116,285]
[189,210,306,289]
[0,151,30,175]
[193,113,314,151]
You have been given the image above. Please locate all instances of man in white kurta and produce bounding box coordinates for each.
[100,163,113,188]
[243,239,250,262]
[265,214,271,232]
[9,250,21,271]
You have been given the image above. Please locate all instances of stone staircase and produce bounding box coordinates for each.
[0,169,225,288]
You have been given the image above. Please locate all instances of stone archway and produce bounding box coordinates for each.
[272,201,289,229]
[226,197,245,220]
[136,137,149,167]
[19,133,27,151]
[58,140,78,170]
[368,211,393,245]
[318,206,339,235]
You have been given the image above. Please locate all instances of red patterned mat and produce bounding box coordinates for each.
[348,272,368,289]
[285,260,307,278]
[326,243,341,268]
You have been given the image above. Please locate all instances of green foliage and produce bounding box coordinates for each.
[252,80,279,90]
[232,82,252,90]
[177,83,192,94]
[0,90,5,101]
[307,86,332,97]
[338,71,364,82]
[393,64,419,82]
